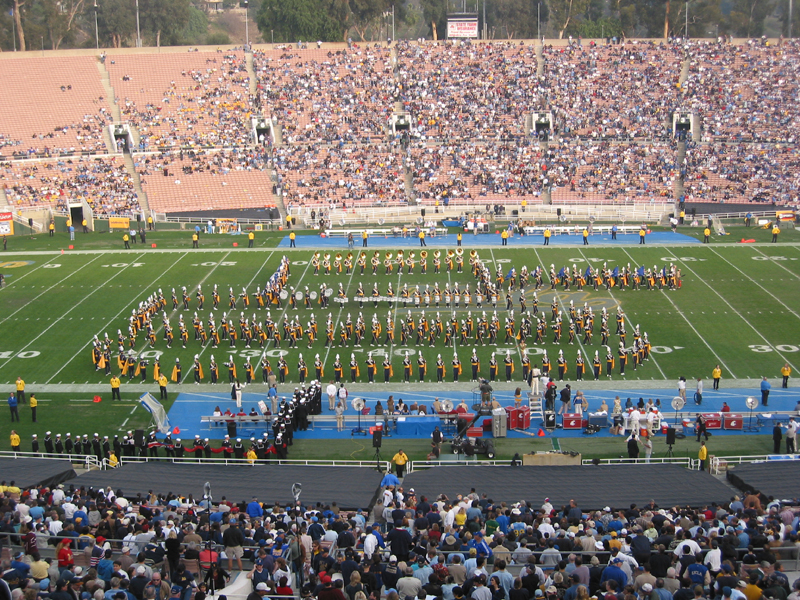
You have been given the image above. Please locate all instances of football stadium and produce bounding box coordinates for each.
[0,11,799,600]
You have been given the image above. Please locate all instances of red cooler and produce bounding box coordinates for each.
[703,413,722,429]
[723,413,744,430]
[505,407,519,429]
[519,406,531,429]
[563,413,583,429]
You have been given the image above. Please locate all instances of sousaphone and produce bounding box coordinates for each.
[420,250,428,259]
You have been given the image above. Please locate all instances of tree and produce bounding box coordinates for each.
[97,0,135,46]
[139,0,190,45]
[419,0,446,39]
[488,0,538,38]
[35,0,84,49]
[548,0,591,37]
[12,0,26,50]
[255,0,343,42]
[728,0,775,36]
[347,0,391,40]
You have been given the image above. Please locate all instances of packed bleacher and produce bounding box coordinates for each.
[0,156,139,215]
[2,39,800,216]
[0,476,798,600]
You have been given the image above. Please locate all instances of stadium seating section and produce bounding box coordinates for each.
[0,39,798,215]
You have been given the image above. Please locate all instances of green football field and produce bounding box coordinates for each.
[1,227,799,454]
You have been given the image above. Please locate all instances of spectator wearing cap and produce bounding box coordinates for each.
[469,532,492,559]
[397,566,422,598]
[600,558,627,590]
[382,556,401,590]
[129,566,151,600]
[247,559,270,591]
[562,573,584,600]
[318,575,346,600]
[247,582,269,600]
[634,563,656,594]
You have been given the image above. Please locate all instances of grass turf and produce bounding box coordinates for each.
[1,227,799,455]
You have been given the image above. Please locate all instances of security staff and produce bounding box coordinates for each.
[110,375,121,401]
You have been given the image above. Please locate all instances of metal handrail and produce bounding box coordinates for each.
[581,457,694,467]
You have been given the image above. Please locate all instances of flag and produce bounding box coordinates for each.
[505,268,514,280]
[612,266,619,277]
[558,267,566,279]
[637,266,645,278]
[585,266,592,279]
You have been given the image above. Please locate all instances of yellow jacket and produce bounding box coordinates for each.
[16,379,24,391]
[393,451,408,465]
[712,368,721,379]
[698,446,708,460]
[9,434,20,447]
[781,366,791,377]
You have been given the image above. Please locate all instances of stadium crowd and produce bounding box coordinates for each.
[0,478,798,600]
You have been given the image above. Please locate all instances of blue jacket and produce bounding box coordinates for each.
[7,395,17,408]
[761,380,771,392]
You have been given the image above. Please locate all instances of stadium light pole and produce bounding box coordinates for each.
[244,0,249,48]
[94,1,99,49]
[790,0,793,38]
[135,0,141,47]
[685,1,688,38]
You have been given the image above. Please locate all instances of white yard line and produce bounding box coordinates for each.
[0,255,103,326]
[619,247,737,378]
[751,247,800,282]
[0,255,62,289]
[0,252,147,374]
[672,250,799,372]
[194,250,275,364]
[708,247,800,321]
[577,248,667,380]
[45,252,189,383]
[532,247,595,371]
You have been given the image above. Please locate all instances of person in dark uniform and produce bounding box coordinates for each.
[92,434,102,460]
[221,435,233,460]
[174,439,185,458]
[112,435,121,459]
[773,423,783,454]
[44,432,54,456]
[202,438,212,459]
[102,436,110,460]
[147,431,159,457]
[234,438,244,461]
[54,434,63,455]
[31,434,39,455]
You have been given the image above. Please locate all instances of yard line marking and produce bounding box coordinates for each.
[708,247,800,321]
[532,247,594,373]
[0,252,146,373]
[618,247,736,378]
[130,405,137,414]
[45,252,189,383]
[321,251,360,379]
[0,255,103,326]
[255,252,318,385]
[672,252,799,372]
[489,246,525,377]
[195,251,275,364]
[751,247,800,281]
[578,248,667,380]
[0,255,61,289]
[120,418,129,428]
[131,251,233,369]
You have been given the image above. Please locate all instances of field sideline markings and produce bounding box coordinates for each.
[129,251,234,375]
[194,250,276,365]
[257,252,317,386]
[672,250,799,372]
[532,247,595,373]
[0,255,62,290]
[0,255,104,326]
[578,248,667,380]
[489,246,526,379]
[0,252,148,374]
[618,247,737,378]
[707,247,800,322]
[321,249,360,380]
[752,247,800,282]
[45,252,190,384]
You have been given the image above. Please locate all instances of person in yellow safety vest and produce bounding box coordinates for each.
[772,225,780,243]
[543,228,551,246]
[192,233,199,248]
[457,232,462,247]
[247,447,258,466]
[9,431,20,451]
[286,214,292,229]
[582,228,589,246]
[289,231,296,247]
[248,231,255,248]
[110,375,121,400]
[703,227,710,243]
[781,362,791,388]
[82,219,88,233]
[147,215,154,230]
[639,227,646,245]
[521,198,527,212]
[501,230,508,246]
[108,451,119,468]
[419,230,426,247]
[49,221,55,237]
[123,233,130,249]
[679,209,685,225]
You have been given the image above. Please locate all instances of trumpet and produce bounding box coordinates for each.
[420,250,428,259]
[434,250,441,258]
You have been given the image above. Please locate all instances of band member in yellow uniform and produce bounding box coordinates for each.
[402,351,412,383]
[417,351,427,382]
[209,356,219,384]
[557,351,567,381]
[618,343,627,375]
[365,353,376,383]
[452,354,462,381]
[333,355,344,383]
[489,353,498,382]
[297,355,307,383]
[383,356,393,383]
[171,358,182,384]
[504,351,515,382]
[349,353,360,382]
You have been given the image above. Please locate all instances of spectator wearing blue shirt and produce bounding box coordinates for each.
[599,558,627,589]
[247,498,264,519]
[468,532,493,559]
[496,511,510,535]
[8,393,19,422]
[761,377,771,406]
[685,557,708,587]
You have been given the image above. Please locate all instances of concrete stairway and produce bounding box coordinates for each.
[124,153,150,213]
[246,51,257,97]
